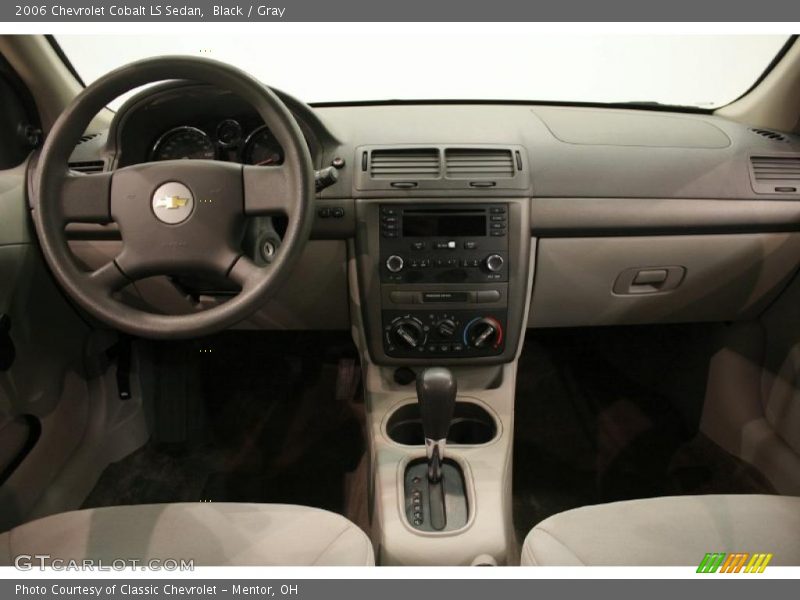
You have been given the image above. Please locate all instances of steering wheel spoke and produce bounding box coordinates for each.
[59,171,113,224]
[243,164,297,217]
[85,260,130,294]
[226,254,263,290]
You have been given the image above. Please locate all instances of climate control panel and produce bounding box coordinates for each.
[383,309,506,358]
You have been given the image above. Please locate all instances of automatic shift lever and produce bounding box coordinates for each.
[416,367,457,483]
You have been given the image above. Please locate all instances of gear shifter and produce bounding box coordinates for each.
[416,367,457,483]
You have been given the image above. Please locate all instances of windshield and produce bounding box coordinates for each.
[56,33,791,109]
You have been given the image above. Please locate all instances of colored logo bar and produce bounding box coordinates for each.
[697,552,773,573]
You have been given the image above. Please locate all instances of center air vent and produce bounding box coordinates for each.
[355,144,529,192]
[369,148,440,179]
[68,160,105,174]
[445,148,515,179]
[750,156,800,194]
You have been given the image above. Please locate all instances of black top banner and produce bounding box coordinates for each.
[4,0,800,22]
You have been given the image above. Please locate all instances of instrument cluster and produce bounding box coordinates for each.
[150,119,284,166]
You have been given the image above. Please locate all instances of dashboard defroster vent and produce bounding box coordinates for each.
[445,148,515,179]
[369,148,440,179]
[750,156,800,194]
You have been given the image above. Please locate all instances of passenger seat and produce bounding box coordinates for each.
[521,494,800,566]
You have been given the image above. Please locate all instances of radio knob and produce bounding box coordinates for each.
[386,255,404,273]
[485,254,504,273]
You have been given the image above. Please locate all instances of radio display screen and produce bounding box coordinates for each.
[402,214,486,237]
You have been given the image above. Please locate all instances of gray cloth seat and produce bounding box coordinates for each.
[0,503,374,566]
[521,494,800,566]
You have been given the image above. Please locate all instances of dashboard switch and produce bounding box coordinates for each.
[435,319,457,338]
[476,290,501,303]
[390,291,417,304]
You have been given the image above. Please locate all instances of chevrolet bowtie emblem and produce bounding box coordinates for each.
[155,195,190,210]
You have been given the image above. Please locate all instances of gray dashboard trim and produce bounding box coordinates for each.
[61,196,800,242]
[531,197,800,236]
[0,160,32,247]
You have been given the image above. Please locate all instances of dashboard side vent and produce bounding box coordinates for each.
[78,133,101,144]
[445,148,515,179]
[751,128,789,143]
[369,148,440,179]
[750,156,800,194]
[68,160,105,174]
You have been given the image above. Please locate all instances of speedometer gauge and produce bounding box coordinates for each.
[241,125,284,166]
[151,126,215,161]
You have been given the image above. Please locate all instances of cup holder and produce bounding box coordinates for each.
[386,401,497,446]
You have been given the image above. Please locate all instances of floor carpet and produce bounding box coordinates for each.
[512,325,776,542]
[83,332,365,518]
[86,326,776,547]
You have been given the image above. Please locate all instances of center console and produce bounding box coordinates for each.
[356,198,530,366]
[351,195,533,565]
[350,146,533,565]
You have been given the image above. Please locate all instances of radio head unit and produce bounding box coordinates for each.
[379,204,508,284]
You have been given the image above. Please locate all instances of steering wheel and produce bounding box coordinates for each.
[32,57,314,339]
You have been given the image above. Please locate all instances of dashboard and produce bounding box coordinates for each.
[63,81,800,358]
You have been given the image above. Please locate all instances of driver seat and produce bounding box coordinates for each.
[0,503,375,566]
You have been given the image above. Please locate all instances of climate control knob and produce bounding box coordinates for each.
[465,317,504,350]
[435,319,457,339]
[485,254,504,273]
[386,255,404,273]
[389,317,427,349]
